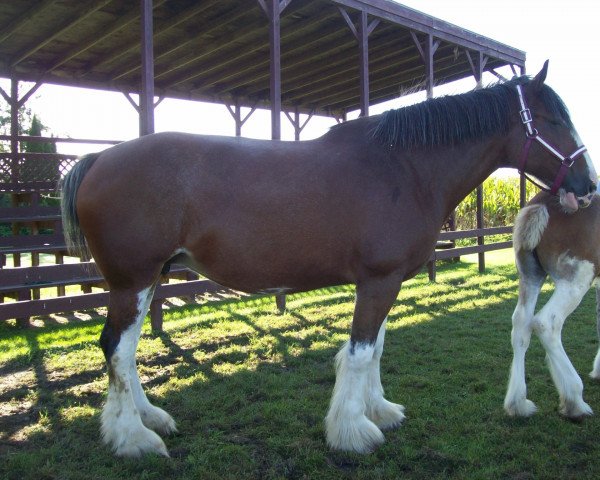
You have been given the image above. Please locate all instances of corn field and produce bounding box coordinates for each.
[455,175,538,230]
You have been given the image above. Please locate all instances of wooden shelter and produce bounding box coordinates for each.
[0,0,526,327]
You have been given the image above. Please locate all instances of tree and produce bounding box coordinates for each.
[23,114,56,154]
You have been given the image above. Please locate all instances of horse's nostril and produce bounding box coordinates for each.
[590,183,597,194]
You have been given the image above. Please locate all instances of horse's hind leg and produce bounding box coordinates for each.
[504,251,545,417]
[100,283,173,457]
[533,268,594,418]
[325,276,403,453]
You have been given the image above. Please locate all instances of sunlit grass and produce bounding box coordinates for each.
[2,249,600,479]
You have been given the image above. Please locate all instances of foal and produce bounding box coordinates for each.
[505,191,600,418]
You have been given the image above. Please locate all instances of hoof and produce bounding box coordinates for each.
[560,398,593,420]
[140,406,178,435]
[101,410,169,457]
[504,398,537,417]
[325,414,385,454]
[367,400,406,431]
[589,369,600,380]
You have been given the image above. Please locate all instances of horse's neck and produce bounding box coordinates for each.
[411,138,505,223]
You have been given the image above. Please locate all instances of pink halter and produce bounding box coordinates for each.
[516,84,587,195]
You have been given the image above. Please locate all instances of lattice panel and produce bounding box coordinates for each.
[0,154,79,189]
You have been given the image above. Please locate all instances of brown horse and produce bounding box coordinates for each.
[61,62,596,457]
[506,190,600,418]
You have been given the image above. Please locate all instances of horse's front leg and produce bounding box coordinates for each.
[504,256,545,417]
[534,278,593,418]
[325,274,404,453]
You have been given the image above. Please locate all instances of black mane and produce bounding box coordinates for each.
[369,76,573,150]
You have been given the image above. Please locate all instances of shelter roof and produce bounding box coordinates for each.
[0,0,525,116]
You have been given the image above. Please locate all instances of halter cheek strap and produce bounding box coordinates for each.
[516,84,587,195]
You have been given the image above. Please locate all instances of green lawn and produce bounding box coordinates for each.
[2,250,600,480]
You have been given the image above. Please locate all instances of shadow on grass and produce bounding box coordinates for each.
[2,261,600,479]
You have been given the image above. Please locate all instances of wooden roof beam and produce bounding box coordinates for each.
[112,6,253,82]
[166,9,341,90]
[198,20,360,97]
[81,0,222,76]
[0,0,56,44]
[10,0,113,68]
[44,0,168,74]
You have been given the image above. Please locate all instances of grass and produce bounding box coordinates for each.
[2,250,600,479]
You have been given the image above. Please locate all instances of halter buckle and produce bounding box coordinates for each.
[519,108,533,124]
[525,128,538,139]
[562,157,575,168]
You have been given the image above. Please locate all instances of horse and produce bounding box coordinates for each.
[60,61,596,457]
[505,190,600,418]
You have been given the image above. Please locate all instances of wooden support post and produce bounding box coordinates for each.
[264,0,286,311]
[476,185,485,272]
[139,0,163,330]
[339,8,379,116]
[358,10,369,116]
[411,32,439,99]
[283,107,314,141]
[150,297,163,333]
[466,50,488,272]
[268,0,281,141]
[139,0,155,137]
[225,100,257,137]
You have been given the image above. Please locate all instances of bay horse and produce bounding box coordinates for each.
[61,62,596,457]
[506,190,600,418]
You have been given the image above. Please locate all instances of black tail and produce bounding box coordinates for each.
[60,153,100,259]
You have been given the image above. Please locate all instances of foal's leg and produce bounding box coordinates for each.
[590,286,600,379]
[100,284,171,457]
[325,276,402,453]
[534,274,593,418]
[504,253,545,417]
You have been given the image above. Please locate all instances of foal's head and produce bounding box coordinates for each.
[510,61,596,212]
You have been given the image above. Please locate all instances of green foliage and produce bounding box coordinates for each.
[23,114,56,154]
[455,176,538,230]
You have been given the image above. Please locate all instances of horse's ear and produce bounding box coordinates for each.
[531,60,549,92]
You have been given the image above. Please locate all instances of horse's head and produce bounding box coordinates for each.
[513,61,596,213]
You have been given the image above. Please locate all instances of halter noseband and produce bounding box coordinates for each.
[516,84,587,195]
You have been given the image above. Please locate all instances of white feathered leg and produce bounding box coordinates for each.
[364,319,405,429]
[534,271,593,418]
[101,287,170,457]
[325,342,385,453]
[504,279,542,417]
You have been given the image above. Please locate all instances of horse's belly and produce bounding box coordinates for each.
[179,238,352,295]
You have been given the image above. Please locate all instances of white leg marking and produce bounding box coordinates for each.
[364,319,405,429]
[533,258,594,418]
[325,342,385,453]
[101,287,170,457]
[505,281,540,417]
[128,287,177,435]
